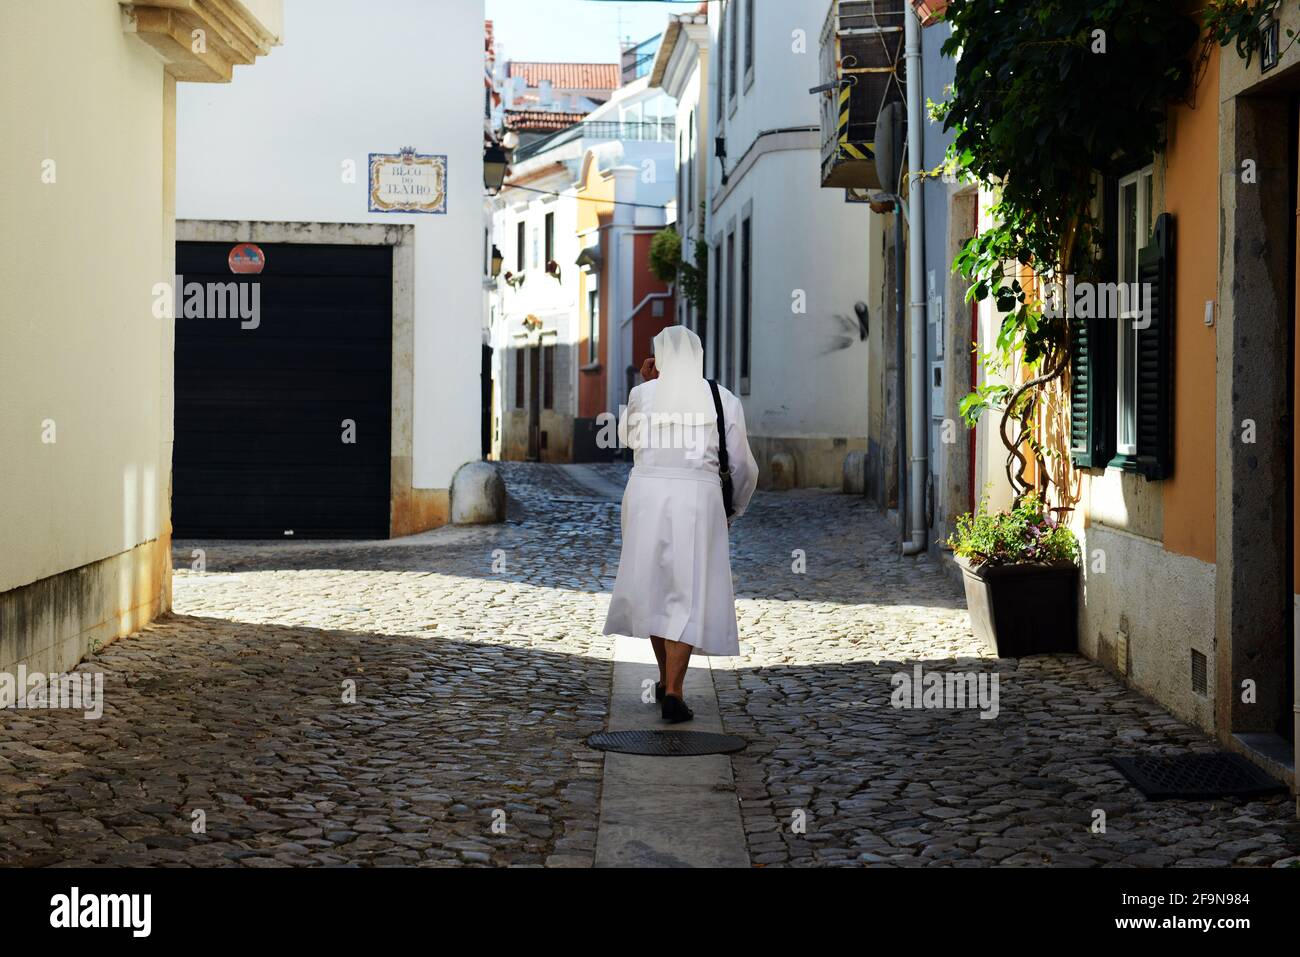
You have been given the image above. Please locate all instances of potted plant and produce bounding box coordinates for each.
[948,494,1080,658]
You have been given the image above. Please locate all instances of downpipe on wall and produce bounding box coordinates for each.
[901,7,928,557]
[894,203,908,550]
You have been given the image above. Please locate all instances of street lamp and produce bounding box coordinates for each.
[490,244,504,278]
[484,143,509,193]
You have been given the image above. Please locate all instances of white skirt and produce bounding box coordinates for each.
[602,465,739,657]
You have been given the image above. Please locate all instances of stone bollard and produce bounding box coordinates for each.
[842,451,867,495]
[451,461,507,525]
[768,452,797,491]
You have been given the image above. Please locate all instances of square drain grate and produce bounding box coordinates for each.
[1111,751,1287,800]
[587,730,747,756]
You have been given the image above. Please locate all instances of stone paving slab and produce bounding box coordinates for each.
[594,635,748,868]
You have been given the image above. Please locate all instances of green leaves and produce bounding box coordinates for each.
[648,228,681,284]
[1205,1,1284,68]
[940,0,1197,486]
[649,217,708,321]
[948,494,1081,567]
[958,382,1011,427]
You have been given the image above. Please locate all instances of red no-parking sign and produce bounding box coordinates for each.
[227,243,265,274]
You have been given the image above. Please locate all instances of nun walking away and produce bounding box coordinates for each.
[602,326,759,723]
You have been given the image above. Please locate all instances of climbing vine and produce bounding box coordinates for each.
[936,0,1200,506]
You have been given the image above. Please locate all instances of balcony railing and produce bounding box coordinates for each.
[621,33,662,85]
[513,119,675,163]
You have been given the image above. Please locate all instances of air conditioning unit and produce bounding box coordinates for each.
[816,0,907,190]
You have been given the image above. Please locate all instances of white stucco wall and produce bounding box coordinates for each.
[494,171,583,359]
[656,20,710,333]
[0,2,172,593]
[175,0,484,490]
[707,0,879,441]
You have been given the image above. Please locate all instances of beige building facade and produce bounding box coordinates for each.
[0,1,282,677]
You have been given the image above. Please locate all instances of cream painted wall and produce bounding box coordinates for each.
[175,0,485,491]
[0,2,172,593]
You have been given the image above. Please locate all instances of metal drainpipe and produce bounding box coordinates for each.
[894,204,907,549]
[901,6,928,557]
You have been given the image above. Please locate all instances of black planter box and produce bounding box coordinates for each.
[957,557,1079,657]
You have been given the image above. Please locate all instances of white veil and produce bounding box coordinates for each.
[650,325,714,418]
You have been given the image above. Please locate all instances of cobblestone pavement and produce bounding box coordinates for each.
[0,464,617,867]
[715,491,1300,868]
[1,462,1298,867]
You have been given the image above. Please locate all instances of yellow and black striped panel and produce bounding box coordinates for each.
[836,82,874,162]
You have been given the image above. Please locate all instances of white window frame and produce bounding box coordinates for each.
[1115,165,1153,458]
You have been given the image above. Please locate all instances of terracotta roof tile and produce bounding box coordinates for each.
[504,109,589,133]
[506,61,621,91]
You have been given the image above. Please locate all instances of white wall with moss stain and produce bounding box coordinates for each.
[0,1,173,594]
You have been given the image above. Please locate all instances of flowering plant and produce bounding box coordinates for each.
[948,494,1080,568]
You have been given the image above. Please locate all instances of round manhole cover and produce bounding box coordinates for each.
[587,730,747,756]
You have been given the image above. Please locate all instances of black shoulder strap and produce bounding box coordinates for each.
[708,379,736,518]
[708,379,729,475]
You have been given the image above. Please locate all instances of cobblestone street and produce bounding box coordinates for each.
[1,463,1298,867]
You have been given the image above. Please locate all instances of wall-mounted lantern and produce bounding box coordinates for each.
[484,143,510,193]
[490,244,504,278]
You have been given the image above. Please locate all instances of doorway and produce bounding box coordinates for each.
[528,344,541,461]
[173,241,392,539]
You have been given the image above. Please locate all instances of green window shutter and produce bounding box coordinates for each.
[1134,213,1174,480]
[1069,312,1100,468]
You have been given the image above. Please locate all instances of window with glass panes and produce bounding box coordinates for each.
[1116,166,1154,457]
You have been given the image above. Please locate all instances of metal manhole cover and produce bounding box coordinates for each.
[1111,752,1287,800]
[587,730,747,756]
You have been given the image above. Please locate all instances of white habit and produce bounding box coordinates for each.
[602,328,759,657]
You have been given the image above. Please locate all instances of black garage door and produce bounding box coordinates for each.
[174,241,392,539]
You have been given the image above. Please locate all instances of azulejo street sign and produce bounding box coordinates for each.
[368,146,447,214]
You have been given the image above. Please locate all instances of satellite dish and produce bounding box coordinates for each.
[873,101,906,197]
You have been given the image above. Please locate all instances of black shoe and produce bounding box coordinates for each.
[654,682,665,702]
[662,694,694,724]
